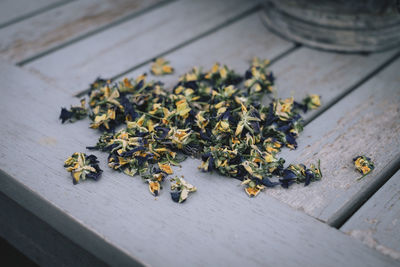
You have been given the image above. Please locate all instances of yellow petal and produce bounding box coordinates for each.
[149,181,160,196]
[123,78,133,88]
[220,67,227,79]
[162,65,173,74]
[211,63,219,73]
[245,187,260,197]
[137,114,146,126]
[158,163,173,174]
[94,114,106,123]
[235,122,244,136]
[72,171,81,184]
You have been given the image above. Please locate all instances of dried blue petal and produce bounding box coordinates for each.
[170,191,181,202]
[59,99,88,123]
[283,169,297,179]
[261,177,280,187]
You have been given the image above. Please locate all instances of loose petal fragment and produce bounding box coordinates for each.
[59,99,88,123]
[353,156,374,180]
[151,58,174,76]
[64,152,102,184]
[170,177,196,203]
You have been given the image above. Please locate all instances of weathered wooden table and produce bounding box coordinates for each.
[1,0,399,266]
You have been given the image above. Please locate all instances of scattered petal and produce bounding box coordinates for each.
[354,156,374,180]
[151,58,174,76]
[64,152,102,184]
[170,177,196,203]
[59,99,88,123]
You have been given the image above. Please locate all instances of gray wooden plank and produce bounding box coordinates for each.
[0,0,165,64]
[0,192,107,267]
[0,0,70,28]
[341,170,400,261]
[119,11,294,88]
[121,11,294,86]
[0,60,397,266]
[263,56,400,224]
[23,0,260,94]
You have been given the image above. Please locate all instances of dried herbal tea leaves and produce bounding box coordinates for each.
[61,57,323,200]
[170,176,196,203]
[64,152,102,184]
[280,160,322,188]
[241,160,322,195]
[59,99,88,123]
[151,58,174,76]
[353,155,374,180]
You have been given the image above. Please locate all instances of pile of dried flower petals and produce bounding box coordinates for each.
[61,57,322,201]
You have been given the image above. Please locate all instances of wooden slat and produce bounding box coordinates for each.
[341,170,400,260]
[264,56,400,224]
[122,12,295,86]
[23,0,260,93]
[0,0,69,29]
[0,0,165,64]
[0,60,397,266]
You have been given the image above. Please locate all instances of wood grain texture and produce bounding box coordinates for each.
[0,192,107,267]
[0,60,397,266]
[122,12,294,86]
[0,0,164,63]
[24,0,260,94]
[341,170,400,261]
[264,57,400,224]
[0,0,69,28]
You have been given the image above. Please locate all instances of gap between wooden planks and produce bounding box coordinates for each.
[0,0,168,64]
[341,169,400,260]
[0,0,72,29]
[22,0,260,93]
[0,59,398,267]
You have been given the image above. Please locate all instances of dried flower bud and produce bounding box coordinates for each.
[353,156,374,180]
[170,177,196,203]
[64,152,102,184]
[151,58,174,76]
